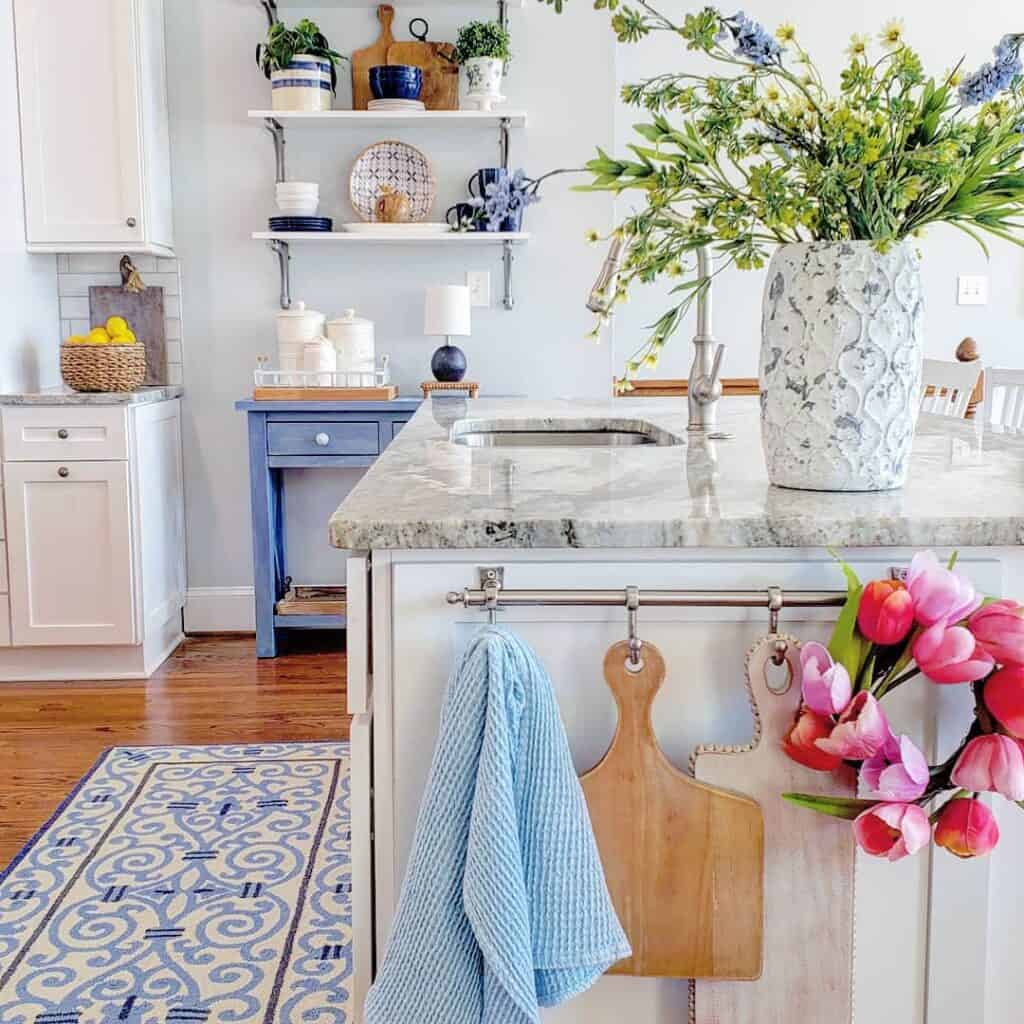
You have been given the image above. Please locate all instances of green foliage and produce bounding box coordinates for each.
[256,18,345,94]
[782,794,882,820]
[828,559,868,686]
[453,21,512,64]
[565,5,1024,379]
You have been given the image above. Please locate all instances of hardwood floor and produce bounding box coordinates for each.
[0,633,348,869]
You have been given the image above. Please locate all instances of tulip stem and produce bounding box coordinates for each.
[875,665,921,698]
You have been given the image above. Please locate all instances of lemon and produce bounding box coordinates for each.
[65,334,88,346]
[106,316,130,337]
[87,327,111,346]
[109,330,137,345]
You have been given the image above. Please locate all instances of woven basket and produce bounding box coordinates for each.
[60,344,146,393]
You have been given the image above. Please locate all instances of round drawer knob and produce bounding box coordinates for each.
[58,466,70,478]
[57,428,69,439]
[314,432,330,447]
[126,216,137,228]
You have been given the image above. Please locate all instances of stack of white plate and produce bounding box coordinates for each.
[276,181,320,216]
[367,99,426,112]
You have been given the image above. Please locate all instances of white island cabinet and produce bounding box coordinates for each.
[0,390,185,679]
[330,398,1024,1023]
[13,0,174,256]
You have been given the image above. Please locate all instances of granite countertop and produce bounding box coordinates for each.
[328,396,1024,550]
[0,386,184,406]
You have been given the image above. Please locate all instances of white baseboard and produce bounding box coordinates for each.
[184,587,255,633]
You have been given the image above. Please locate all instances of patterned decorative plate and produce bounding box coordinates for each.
[349,140,436,223]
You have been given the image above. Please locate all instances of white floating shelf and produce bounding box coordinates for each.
[254,231,530,243]
[249,109,527,126]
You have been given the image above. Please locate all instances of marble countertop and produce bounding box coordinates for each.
[328,396,1024,550]
[0,386,184,406]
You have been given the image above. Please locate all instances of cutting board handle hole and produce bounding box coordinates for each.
[624,655,645,674]
[762,648,794,695]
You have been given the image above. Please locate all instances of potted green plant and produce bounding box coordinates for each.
[257,18,346,112]
[453,20,511,111]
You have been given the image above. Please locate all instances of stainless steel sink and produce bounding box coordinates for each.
[449,420,685,448]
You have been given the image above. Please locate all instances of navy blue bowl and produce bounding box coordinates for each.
[369,64,423,100]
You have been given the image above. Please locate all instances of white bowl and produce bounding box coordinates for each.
[276,201,319,215]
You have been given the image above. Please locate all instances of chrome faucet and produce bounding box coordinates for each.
[586,240,725,429]
[688,246,726,432]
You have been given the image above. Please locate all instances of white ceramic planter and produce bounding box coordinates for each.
[759,240,924,492]
[271,55,332,112]
[463,57,504,111]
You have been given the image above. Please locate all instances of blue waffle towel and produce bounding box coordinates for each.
[365,627,630,1023]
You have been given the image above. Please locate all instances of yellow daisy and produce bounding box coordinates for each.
[775,23,796,44]
[585,228,601,245]
[879,19,904,50]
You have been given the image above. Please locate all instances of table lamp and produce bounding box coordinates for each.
[424,284,471,382]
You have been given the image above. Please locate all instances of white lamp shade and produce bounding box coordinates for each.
[424,285,471,337]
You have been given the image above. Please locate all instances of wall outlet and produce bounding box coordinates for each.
[467,270,491,308]
[957,274,989,306]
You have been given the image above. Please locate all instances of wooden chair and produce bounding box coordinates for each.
[920,358,981,419]
[983,367,1024,434]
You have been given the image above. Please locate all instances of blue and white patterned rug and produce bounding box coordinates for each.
[0,743,353,1024]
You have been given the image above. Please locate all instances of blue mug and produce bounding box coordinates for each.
[446,203,476,230]
[467,167,508,199]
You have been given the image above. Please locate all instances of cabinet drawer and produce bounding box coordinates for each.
[3,407,128,462]
[267,421,380,458]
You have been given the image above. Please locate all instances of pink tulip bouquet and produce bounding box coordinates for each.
[783,551,1024,861]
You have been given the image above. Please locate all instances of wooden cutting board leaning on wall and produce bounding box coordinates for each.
[351,4,395,111]
[386,39,458,111]
[580,641,765,979]
[691,637,856,1024]
[89,286,167,385]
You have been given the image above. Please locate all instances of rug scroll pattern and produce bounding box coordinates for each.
[0,743,353,1024]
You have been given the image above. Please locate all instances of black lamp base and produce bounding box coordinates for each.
[431,343,467,383]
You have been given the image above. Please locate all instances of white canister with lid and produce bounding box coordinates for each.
[327,309,376,373]
[277,301,326,382]
[302,337,337,385]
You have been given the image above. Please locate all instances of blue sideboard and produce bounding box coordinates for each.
[235,398,422,657]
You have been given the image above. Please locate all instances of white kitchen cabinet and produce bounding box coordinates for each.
[0,397,185,679]
[13,0,174,256]
[5,460,135,645]
[353,547,1015,1024]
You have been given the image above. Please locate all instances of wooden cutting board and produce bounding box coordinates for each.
[580,642,764,979]
[89,286,166,385]
[351,4,395,111]
[692,637,856,1024]
[386,40,458,111]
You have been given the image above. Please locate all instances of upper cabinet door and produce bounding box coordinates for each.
[13,0,174,255]
[5,460,137,646]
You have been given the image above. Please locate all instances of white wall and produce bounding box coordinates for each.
[165,0,616,606]
[0,0,58,392]
[611,0,1024,381]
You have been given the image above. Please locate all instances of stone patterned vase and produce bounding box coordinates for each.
[759,240,924,491]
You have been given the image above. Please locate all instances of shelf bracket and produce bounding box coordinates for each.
[499,117,511,171]
[502,240,515,311]
[264,118,287,183]
[498,0,509,32]
[269,239,291,309]
[260,0,279,26]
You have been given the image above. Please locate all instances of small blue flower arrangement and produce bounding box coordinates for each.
[468,169,542,231]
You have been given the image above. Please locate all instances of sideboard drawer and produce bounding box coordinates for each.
[3,407,128,462]
[267,420,380,458]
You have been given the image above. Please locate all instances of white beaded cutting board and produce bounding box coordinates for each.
[691,636,857,1024]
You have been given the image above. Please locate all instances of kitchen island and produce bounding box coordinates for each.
[331,397,1024,1024]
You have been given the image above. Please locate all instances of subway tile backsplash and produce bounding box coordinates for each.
[56,253,185,384]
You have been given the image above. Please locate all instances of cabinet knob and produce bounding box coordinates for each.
[57,428,69,439]
[314,432,330,447]
[126,216,137,228]
[58,466,69,478]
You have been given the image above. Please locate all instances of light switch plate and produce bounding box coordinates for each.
[957,274,989,306]
[467,270,490,308]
